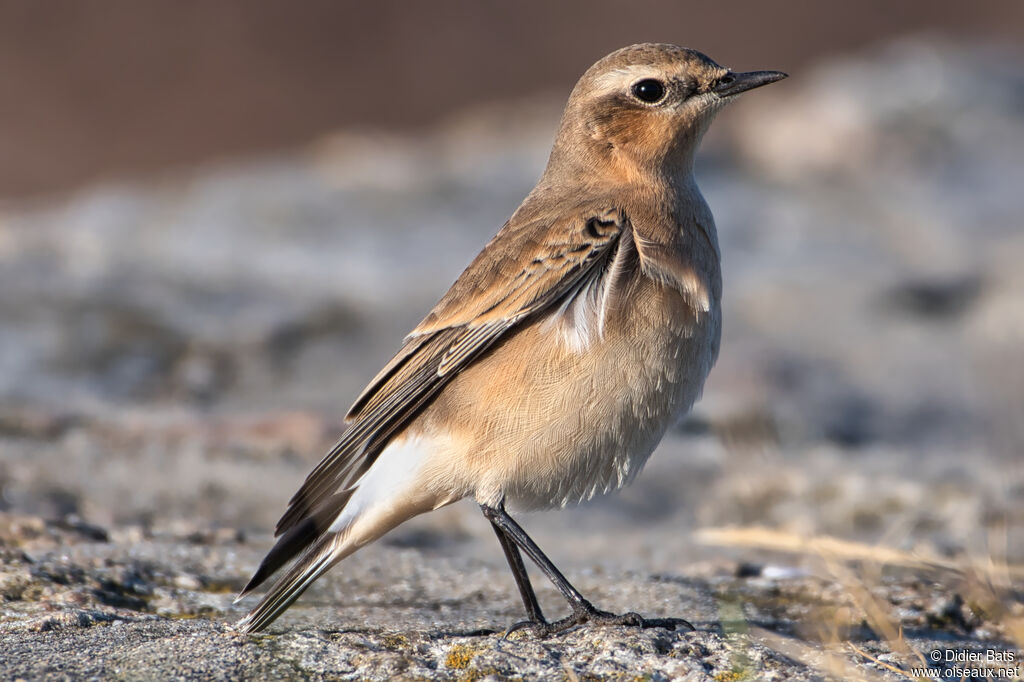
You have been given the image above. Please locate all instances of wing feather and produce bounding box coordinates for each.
[271,205,626,540]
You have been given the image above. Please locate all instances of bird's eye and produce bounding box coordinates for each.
[631,79,666,104]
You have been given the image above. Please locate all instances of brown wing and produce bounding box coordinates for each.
[272,205,626,538]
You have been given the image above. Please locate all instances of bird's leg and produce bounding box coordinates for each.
[488,519,546,627]
[479,503,693,636]
[480,503,592,611]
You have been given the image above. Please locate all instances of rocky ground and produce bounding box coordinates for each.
[1,509,1020,680]
[1,38,1022,679]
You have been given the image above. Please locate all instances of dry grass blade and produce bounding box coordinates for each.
[749,626,882,681]
[695,526,1024,580]
[847,642,919,680]
[698,524,1024,677]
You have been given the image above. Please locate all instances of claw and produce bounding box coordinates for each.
[502,617,549,639]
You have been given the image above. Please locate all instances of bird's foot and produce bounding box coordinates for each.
[504,602,694,638]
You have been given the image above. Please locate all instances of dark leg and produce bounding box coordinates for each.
[488,520,546,624]
[481,503,593,610]
[480,502,693,636]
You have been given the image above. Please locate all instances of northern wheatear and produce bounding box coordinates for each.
[236,43,786,635]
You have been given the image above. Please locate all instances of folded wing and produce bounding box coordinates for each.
[240,204,627,600]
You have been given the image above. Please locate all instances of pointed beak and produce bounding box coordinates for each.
[713,70,788,98]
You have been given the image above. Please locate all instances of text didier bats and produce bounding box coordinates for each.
[943,649,1016,663]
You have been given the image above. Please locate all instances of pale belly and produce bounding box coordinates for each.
[421,280,721,511]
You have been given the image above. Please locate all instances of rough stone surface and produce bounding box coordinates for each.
[2,518,1018,680]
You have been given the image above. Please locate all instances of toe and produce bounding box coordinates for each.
[640,616,695,631]
[617,611,645,626]
[503,617,549,639]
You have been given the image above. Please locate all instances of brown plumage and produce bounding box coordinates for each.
[236,43,786,635]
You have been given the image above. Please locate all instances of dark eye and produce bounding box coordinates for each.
[631,79,666,104]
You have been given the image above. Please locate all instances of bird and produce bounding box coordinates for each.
[235,43,786,635]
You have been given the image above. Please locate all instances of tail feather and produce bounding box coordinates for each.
[235,432,440,633]
[235,533,342,633]
[236,489,355,600]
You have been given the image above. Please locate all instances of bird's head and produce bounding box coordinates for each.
[545,43,786,186]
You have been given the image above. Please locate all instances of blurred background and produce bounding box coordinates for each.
[1,0,1022,587]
